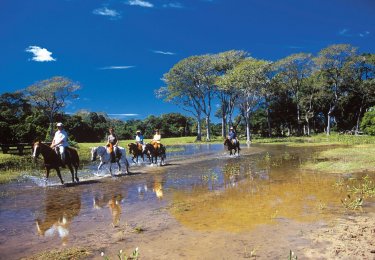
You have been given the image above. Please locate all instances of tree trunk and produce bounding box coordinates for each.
[196,114,202,141]
[245,112,251,144]
[221,116,226,138]
[205,115,211,141]
[355,103,363,135]
[266,107,271,137]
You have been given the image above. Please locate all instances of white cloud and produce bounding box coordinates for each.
[339,28,349,36]
[127,0,154,8]
[93,7,121,19]
[99,66,135,70]
[359,31,370,37]
[108,113,139,116]
[25,46,56,62]
[153,50,176,55]
[163,2,183,8]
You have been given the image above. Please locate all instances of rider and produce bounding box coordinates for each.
[151,129,161,150]
[51,122,69,167]
[107,127,119,163]
[135,130,145,152]
[228,126,237,145]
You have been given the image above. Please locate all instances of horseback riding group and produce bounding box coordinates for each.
[33,122,238,185]
[127,129,166,165]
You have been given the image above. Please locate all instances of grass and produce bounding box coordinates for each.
[21,247,91,260]
[302,144,375,174]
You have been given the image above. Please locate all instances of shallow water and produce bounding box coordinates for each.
[0,144,374,259]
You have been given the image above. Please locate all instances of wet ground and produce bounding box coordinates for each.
[0,144,374,259]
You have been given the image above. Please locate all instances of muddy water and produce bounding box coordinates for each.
[0,144,374,259]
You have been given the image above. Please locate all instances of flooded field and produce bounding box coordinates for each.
[0,144,374,259]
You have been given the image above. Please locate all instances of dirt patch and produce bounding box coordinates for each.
[303,212,375,259]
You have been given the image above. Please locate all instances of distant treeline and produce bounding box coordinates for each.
[158,44,375,141]
[1,44,375,144]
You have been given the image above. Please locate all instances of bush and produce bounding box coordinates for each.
[360,107,375,135]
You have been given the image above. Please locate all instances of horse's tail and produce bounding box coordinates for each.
[68,147,80,167]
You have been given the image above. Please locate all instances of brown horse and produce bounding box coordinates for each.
[144,143,166,165]
[33,141,79,184]
[127,143,145,163]
[224,137,240,156]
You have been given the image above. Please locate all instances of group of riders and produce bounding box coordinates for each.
[50,122,164,166]
[50,121,238,166]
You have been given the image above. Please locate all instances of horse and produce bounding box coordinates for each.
[91,146,129,175]
[224,137,241,156]
[144,143,166,165]
[32,141,80,184]
[127,143,145,163]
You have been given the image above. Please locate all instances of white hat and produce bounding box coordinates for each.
[56,122,63,127]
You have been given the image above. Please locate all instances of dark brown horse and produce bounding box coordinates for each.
[127,143,145,163]
[144,143,166,165]
[33,141,79,184]
[224,138,240,156]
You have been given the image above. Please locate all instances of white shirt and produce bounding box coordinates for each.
[53,129,69,147]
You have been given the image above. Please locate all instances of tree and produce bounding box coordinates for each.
[24,76,80,138]
[213,50,248,137]
[157,55,215,141]
[275,53,314,135]
[314,44,357,135]
[223,58,267,143]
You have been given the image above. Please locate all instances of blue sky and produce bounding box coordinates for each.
[0,0,374,120]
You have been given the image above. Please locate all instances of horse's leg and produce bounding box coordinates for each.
[67,164,75,183]
[56,168,64,185]
[74,165,79,182]
[45,167,50,183]
[109,163,113,176]
[125,159,129,173]
[117,159,121,172]
[98,162,104,171]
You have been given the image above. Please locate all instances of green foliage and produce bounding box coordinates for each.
[360,107,375,135]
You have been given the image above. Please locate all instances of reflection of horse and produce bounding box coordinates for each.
[33,141,79,184]
[91,146,129,175]
[35,188,81,245]
[127,143,145,163]
[93,193,123,227]
[144,143,166,165]
[224,138,240,156]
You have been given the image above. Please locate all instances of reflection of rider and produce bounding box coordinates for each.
[151,129,161,150]
[107,127,118,163]
[51,122,69,167]
[135,130,145,152]
[228,126,237,144]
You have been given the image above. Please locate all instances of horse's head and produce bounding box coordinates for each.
[91,147,98,161]
[32,141,41,160]
[127,143,134,154]
[224,138,230,146]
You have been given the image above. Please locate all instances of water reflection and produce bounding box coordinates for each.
[93,193,124,227]
[35,188,81,245]
[169,146,354,232]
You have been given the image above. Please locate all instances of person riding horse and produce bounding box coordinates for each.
[107,127,120,163]
[228,126,238,145]
[151,129,161,150]
[50,122,69,167]
[135,130,145,152]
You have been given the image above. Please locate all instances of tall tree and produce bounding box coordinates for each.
[157,55,215,141]
[24,76,80,138]
[314,44,357,135]
[214,50,248,137]
[223,58,267,143]
[275,53,314,135]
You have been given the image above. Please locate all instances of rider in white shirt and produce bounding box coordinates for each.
[51,122,69,167]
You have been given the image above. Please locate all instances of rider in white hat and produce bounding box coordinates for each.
[51,122,69,167]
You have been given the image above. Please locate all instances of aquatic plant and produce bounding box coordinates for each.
[101,248,139,260]
[288,250,298,260]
